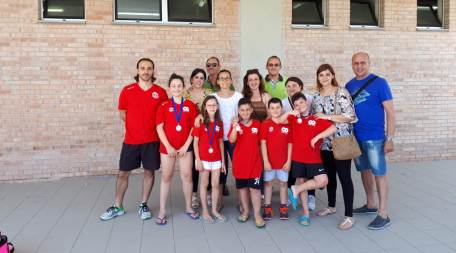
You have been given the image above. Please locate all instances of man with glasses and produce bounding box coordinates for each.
[204,56,221,90]
[264,56,288,100]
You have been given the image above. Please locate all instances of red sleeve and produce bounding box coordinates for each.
[218,122,224,139]
[118,88,127,110]
[286,124,292,143]
[192,125,200,137]
[317,118,332,132]
[260,121,267,140]
[156,102,167,125]
[287,114,295,124]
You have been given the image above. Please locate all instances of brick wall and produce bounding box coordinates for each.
[283,0,456,162]
[1,0,455,181]
[0,0,240,180]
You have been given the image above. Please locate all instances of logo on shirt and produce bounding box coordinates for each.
[183,106,190,112]
[168,107,174,112]
[251,127,258,134]
[353,90,370,105]
[269,126,274,132]
[152,92,159,99]
[281,127,289,134]
[215,126,220,132]
[308,120,316,126]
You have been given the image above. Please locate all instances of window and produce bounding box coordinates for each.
[292,0,325,26]
[350,0,378,26]
[42,0,85,20]
[417,0,443,28]
[168,0,211,22]
[114,0,212,23]
[116,0,161,21]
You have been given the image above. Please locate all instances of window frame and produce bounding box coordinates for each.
[39,0,86,22]
[113,0,214,25]
[291,0,327,28]
[416,0,444,29]
[350,0,379,28]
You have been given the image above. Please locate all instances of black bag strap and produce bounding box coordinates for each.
[351,75,378,100]
[8,242,15,253]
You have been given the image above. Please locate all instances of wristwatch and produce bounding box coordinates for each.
[386,136,394,142]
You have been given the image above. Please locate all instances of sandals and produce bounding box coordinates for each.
[299,215,310,226]
[339,217,355,230]
[185,211,200,220]
[201,215,214,224]
[213,213,227,223]
[288,187,298,210]
[155,216,167,225]
[255,218,266,229]
[317,207,337,217]
[237,214,249,223]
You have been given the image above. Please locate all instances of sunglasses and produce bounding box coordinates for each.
[206,63,218,68]
[267,63,280,67]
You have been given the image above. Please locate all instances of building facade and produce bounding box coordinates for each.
[0,0,455,180]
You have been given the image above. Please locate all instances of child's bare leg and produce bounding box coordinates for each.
[199,170,212,220]
[211,170,222,217]
[250,188,263,222]
[264,180,273,205]
[238,188,250,217]
[279,181,288,205]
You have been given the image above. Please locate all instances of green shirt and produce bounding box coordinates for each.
[264,74,288,99]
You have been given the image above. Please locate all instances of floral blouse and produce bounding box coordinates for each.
[183,87,213,111]
[311,87,357,151]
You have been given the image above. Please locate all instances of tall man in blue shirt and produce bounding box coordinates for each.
[346,52,396,230]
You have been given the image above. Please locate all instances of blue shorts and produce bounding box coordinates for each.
[354,139,387,176]
[264,169,289,182]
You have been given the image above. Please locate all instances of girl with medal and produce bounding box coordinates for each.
[156,74,199,225]
[280,77,316,211]
[192,95,226,222]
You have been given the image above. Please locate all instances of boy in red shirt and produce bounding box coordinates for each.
[260,98,292,220]
[228,98,265,228]
[280,93,337,226]
[101,58,168,221]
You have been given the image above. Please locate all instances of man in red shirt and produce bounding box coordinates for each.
[100,58,168,221]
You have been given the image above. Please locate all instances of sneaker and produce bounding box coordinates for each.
[138,203,152,220]
[262,205,273,220]
[308,194,316,211]
[191,193,200,209]
[100,205,125,221]
[279,204,289,220]
[368,215,391,230]
[353,204,378,214]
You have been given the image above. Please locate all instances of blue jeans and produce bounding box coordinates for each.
[354,140,387,176]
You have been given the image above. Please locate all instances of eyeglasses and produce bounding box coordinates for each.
[267,63,280,67]
[218,77,231,81]
[206,63,218,68]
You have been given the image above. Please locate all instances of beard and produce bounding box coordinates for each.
[139,74,152,82]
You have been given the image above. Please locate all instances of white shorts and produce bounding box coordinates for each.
[264,169,289,182]
[202,160,222,171]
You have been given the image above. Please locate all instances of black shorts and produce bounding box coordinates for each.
[235,178,262,190]
[291,161,325,179]
[119,142,160,171]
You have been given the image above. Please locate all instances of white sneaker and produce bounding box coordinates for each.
[308,195,316,211]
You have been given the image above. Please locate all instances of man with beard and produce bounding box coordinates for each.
[101,58,168,221]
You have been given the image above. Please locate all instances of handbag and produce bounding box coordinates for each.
[0,232,14,253]
[331,88,362,160]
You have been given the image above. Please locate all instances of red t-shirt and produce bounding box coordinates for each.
[287,114,332,164]
[192,121,224,162]
[156,98,197,154]
[260,119,291,169]
[118,83,168,144]
[228,120,262,179]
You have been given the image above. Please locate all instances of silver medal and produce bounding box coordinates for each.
[208,148,214,154]
[176,124,182,132]
[235,125,241,132]
[297,118,302,124]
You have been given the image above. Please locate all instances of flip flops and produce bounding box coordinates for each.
[299,215,310,226]
[185,211,200,220]
[288,187,298,210]
[155,216,167,225]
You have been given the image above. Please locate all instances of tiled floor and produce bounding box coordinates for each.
[1,160,456,253]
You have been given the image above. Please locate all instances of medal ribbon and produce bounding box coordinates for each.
[172,97,184,126]
[208,119,217,148]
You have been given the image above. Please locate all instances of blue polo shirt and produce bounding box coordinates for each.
[346,74,393,142]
